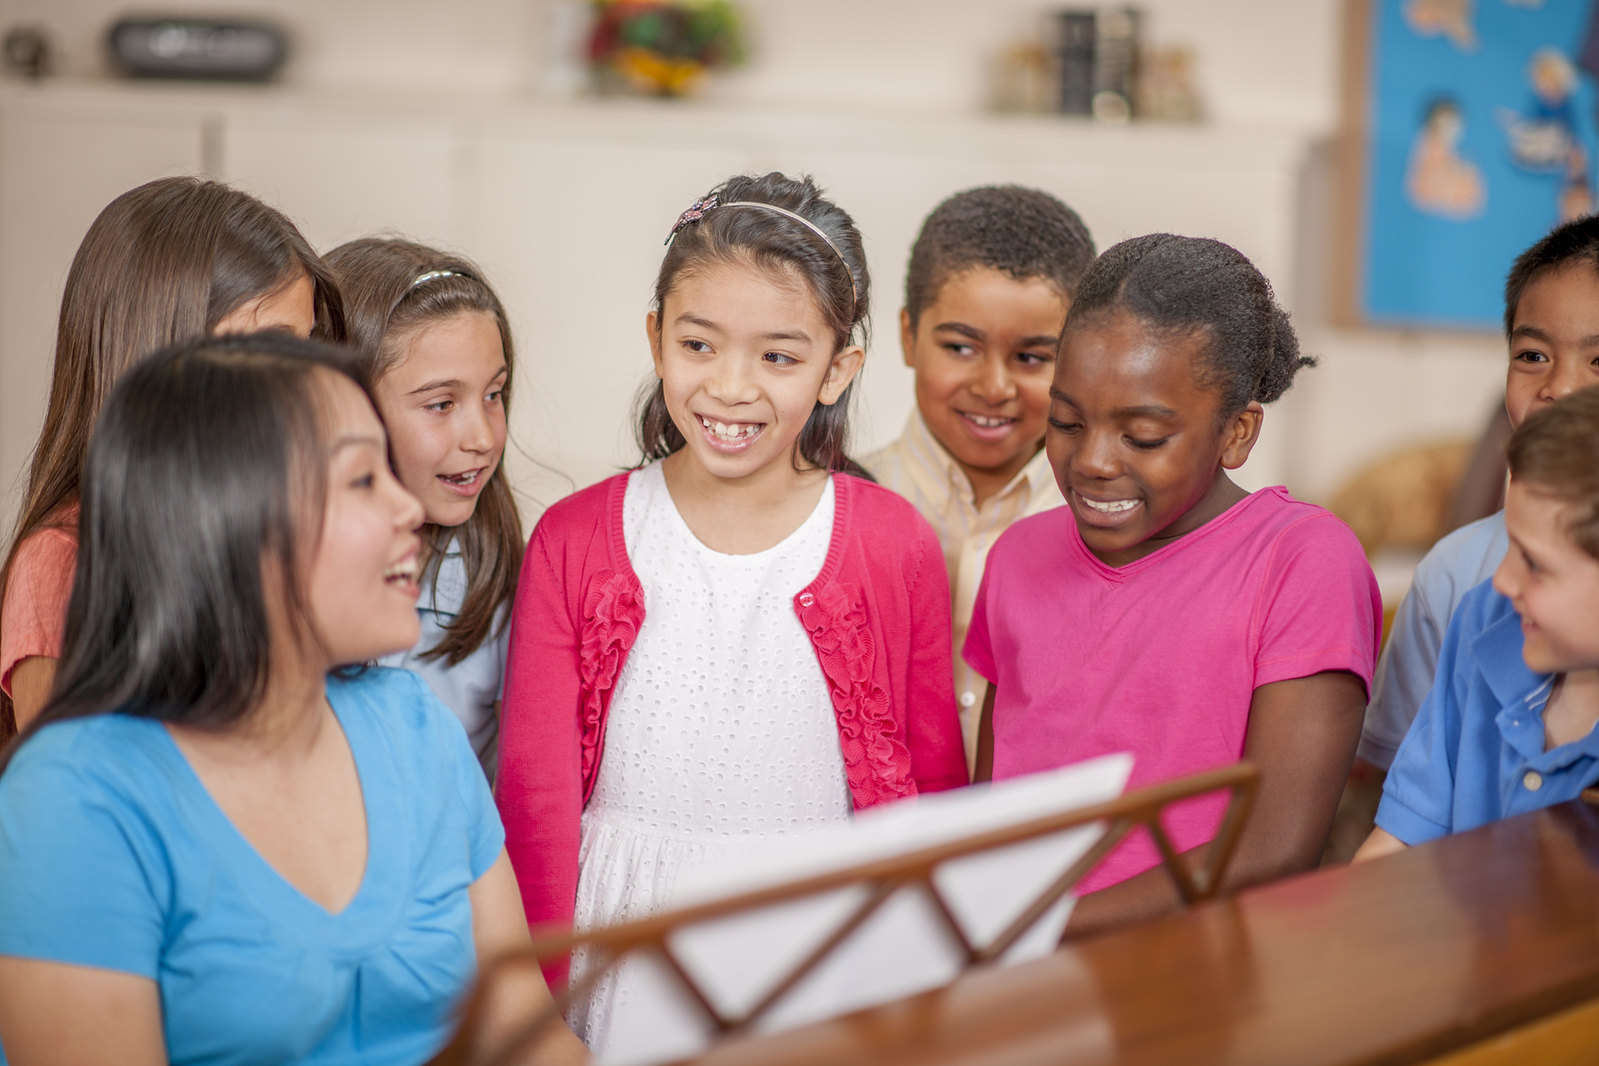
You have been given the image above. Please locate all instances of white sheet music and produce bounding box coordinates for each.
[592,752,1134,1065]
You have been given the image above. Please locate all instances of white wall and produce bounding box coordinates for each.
[5,0,1339,128]
[0,0,1508,538]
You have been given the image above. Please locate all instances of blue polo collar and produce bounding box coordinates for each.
[1477,606,1599,768]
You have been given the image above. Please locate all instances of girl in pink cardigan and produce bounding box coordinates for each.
[495,174,967,1048]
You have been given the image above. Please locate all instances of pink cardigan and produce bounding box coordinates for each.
[495,470,968,984]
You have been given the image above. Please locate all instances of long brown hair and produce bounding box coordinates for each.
[0,177,345,736]
[0,334,371,775]
[324,237,523,666]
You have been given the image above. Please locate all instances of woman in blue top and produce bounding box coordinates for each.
[0,334,585,1065]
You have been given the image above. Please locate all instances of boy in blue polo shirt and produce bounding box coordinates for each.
[1360,215,1599,772]
[1357,386,1599,858]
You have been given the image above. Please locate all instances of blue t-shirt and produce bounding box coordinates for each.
[1359,511,1508,769]
[1375,579,1599,844]
[0,668,504,1066]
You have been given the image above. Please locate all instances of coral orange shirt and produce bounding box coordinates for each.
[1,509,79,698]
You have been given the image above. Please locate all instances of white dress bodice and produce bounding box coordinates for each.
[568,462,850,1054]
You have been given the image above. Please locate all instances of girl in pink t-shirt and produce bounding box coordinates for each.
[0,178,344,736]
[966,234,1381,935]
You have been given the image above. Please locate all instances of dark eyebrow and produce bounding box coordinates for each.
[676,312,811,344]
[675,313,723,334]
[933,321,985,342]
[1511,324,1599,347]
[408,378,462,395]
[1048,389,1176,420]
[1113,404,1179,420]
[934,322,1059,350]
[406,366,507,396]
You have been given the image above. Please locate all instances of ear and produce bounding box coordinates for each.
[818,343,866,406]
[899,307,916,369]
[646,310,664,380]
[1219,401,1265,470]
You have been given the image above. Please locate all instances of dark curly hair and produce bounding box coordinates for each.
[638,172,870,473]
[1064,233,1314,419]
[904,185,1095,325]
[1503,214,1599,337]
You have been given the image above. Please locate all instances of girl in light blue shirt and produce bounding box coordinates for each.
[0,334,584,1066]
[327,240,527,781]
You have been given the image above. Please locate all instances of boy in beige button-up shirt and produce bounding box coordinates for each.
[864,185,1095,770]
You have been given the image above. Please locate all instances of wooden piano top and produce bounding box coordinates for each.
[688,802,1599,1066]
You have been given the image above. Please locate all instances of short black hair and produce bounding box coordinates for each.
[904,185,1095,325]
[1065,233,1314,419]
[1503,214,1599,337]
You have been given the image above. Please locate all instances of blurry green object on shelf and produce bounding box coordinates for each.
[587,0,746,97]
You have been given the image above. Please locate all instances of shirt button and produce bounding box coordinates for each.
[960,691,977,708]
[798,592,815,607]
[1524,770,1544,792]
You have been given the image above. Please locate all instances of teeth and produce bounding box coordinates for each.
[442,470,480,485]
[965,413,1012,428]
[383,559,418,581]
[702,417,760,441]
[1079,496,1139,514]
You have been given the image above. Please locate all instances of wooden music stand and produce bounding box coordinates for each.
[434,761,1260,1066]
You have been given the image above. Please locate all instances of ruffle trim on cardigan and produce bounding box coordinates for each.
[795,581,916,808]
[578,569,645,794]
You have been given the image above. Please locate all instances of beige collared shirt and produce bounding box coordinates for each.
[862,412,1062,770]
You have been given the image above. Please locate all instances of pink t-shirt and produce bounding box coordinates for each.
[1,515,79,698]
[964,487,1380,893]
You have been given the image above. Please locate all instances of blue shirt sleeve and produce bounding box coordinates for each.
[0,733,168,977]
[1360,513,1507,770]
[1360,577,1446,769]
[1374,598,1475,845]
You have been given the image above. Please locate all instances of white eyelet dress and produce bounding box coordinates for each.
[567,462,852,1052]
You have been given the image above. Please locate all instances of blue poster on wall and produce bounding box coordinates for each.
[1363,0,1599,329]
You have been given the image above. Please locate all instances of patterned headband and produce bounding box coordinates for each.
[664,194,859,316]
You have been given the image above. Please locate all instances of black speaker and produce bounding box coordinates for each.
[107,17,288,81]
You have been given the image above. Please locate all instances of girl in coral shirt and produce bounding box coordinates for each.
[495,172,967,1052]
[0,177,344,735]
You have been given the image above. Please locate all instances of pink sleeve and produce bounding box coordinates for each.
[961,549,997,686]
[902,516,968,792]
[1253,514,1383,696]
[1,529,77,698]
[494,518,583,989]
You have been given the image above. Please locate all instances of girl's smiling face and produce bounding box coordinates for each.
[370,310,508,528]
[648,259,862,486]
[1046,310,1262,567]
